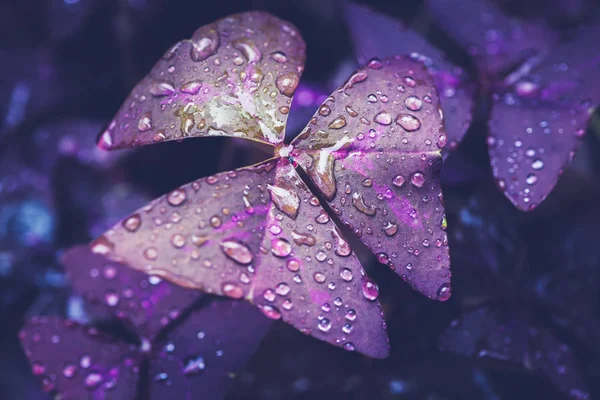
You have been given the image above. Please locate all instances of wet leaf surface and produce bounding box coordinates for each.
[489,23,600,210]
[98,11,306,149]
[344,2,475,151]
[292,56,451,300]
[252,159,389,358]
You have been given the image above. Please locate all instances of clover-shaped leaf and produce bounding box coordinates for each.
[344,2,475,151]
[92,11,451,358]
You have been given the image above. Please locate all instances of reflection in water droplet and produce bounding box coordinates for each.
[271,238,292,257]
[318,318,332,332]
[340,268,353,282]
[222,282,244,299]
[392,175,405,187]
[411,172,425,188]
[373,111,392,125]
[259,304,282,320]
[362,278,379,300]
[220,240,253,265]
[436,282,451,301]
[276,73,300,97]
[167,188,187,206]
[352,192,376,216]
[396,114,421,131]
[328,116,347,129]
[404,95,422,111]
[122,214,141,232]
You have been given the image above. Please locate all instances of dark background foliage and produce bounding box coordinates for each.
[1,0,599,399]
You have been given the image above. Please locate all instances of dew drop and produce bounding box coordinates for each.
[392,175,405,187]
[150,81,175,97]
[362,278,379,300]
[411,172,425,188]
[383,222,398,236]
[137,113,152,132]
[318,318,332,332]
[259,304,282,320]
[328,115,347,129]
[526,173,538,185]
[352,192,376,216]
[436,282,451,301]
[531,159,544,170]
[343,342,356,351]
[275,283,290,296]
[276,73,300,97]
[122,214,141,232]
[167,188,187,206]
[270,51,288,63]
[396,114,421,131]
[313,272,326,283]
[286,258,300,272]
[220,240,253,265]
[84,372,103,389]
[271,238,292,257]
[340,268,353,282]
[222,282,244,299]
[404,95,422,111]
[374,111,392,125]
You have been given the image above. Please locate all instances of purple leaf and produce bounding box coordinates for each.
[64,245,200,340]
[91,159,277,299]
[97,11,306,150]
[426,0,555,78]
[150,299,272,400]
[344,2,475,151]
[488,23,600,211]
[19,317,140,400]
[251,159,389,358]
[439,306,589,400]
[292,56,451,300]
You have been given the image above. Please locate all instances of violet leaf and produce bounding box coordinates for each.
[150,299,272,400]
[63,245,200,341]
[344,2,475,151]
[488,23,600,210]
[292,56,451,300]
[97,11,306,150]
[19,316,141,400]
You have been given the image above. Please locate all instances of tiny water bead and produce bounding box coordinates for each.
[404,95,422,111]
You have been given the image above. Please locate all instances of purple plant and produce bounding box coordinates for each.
[89,10,451,358]
[345,0,600,211]
[20,246,271,399]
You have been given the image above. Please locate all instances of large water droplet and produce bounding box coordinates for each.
[362,278,379,300]
[318,318,332,332]
[271,238,292,257]
[436,282,451,301]
[531,159,544,170]
[383,222,398,236]
[331,226,351,256]
[340,268,353,281]
[411,172,425,188]
[270,51,288,63]
[232,39,262,63]
[220,240,253,265]
[167,188,187,206]
[122,214,141,232]
[137,113,152,132]
[268,184,300,220]
[392,175,405,187]
[396,114,421,131]
[258,304,282,319]
[374,111,392,125]
[275,282,290,296]
[291,230,317,246]
[150,81,175,97]
[276,73,300,97]
[328,115,347,129]
[352,193,376,216]
[191,28,220,61]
